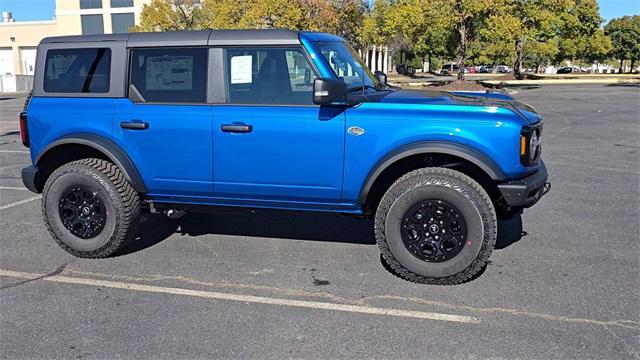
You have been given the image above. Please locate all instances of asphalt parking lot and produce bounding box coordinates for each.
[1,85,639,359]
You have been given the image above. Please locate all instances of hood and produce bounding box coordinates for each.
[375,89,541,124]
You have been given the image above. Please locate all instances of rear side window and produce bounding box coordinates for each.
[129,47,207,103]
[44,48,111,93]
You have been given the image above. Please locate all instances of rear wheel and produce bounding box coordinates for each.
[375,167,497,284]
[42,158,141,258]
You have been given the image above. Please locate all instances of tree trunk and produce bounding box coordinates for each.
[514,38,523,79]
[630,59,636,73]
[428,54,431,73]
[619,59,624,73]
[458,18,466,81]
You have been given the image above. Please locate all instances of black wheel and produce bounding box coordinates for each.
[375,167,497,284]
[42,158,141,258]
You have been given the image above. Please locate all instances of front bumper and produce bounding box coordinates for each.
[21,165,41,193]
[497,161,550,208]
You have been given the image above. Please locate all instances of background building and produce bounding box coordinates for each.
[0,0,149,91]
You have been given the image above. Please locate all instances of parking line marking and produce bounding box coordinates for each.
[0,150,29,153]
[0,186,28,191]
[0,195,41,211]
[0,269,480,324]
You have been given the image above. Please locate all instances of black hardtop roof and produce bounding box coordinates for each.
[40,29,304,47]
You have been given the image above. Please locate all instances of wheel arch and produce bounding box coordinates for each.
[34,134,147,193]
[359,141,507,213]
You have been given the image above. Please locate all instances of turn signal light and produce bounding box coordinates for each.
[19,112,29,148]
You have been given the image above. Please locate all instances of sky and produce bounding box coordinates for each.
[0,0,638,23]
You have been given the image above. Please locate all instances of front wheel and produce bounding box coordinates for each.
[375,167,497,284]
[42,158,141,258]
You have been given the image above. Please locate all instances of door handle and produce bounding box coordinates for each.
[120,121,149,130]
[221,124,252,133]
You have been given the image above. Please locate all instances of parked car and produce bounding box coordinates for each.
[21,30,549,285]
[464,66,478,74]
[478,65,493,73]
[556,67,574,74]
[440,63,460,75]
[496,65,513,73]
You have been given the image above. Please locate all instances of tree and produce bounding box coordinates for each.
[200,0,249,29]
[132,0,203,32]
[333,0,368,50]
[605,15,640,73]
[450,0,493,80]
[523,40,558,73]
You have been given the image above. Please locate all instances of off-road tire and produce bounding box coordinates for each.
[42,158,141,258]
[375,167,497,284]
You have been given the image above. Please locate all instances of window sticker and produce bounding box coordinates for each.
[146,56,193,91]
[230,55,252,84]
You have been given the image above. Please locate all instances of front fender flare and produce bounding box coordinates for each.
[358,141,506,206]
[36,134,148,193]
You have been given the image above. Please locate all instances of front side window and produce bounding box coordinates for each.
[44,48,111,93]
[315,41,380,90]
[224,47,317,105]
[129,47,207,103]
[111,13,134,33]
[81,14,104,35]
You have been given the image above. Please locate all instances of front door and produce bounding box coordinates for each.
[113,47,213,196]
[213,47,345,204]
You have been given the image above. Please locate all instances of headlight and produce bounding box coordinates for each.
[520,124,542,166]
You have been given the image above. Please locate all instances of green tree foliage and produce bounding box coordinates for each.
[604,15,640,73]
[132,0,204,32]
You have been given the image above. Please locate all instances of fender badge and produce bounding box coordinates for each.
[347,126,365,136]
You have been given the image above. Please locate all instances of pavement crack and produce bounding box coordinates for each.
[193,238,224,263]
[0,262,71,290]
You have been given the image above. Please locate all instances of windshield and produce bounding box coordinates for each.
[315,41,381,90]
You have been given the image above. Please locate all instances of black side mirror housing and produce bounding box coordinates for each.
[374,71,387,85]
[313,78,347,105]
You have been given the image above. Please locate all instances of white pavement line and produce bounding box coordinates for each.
[0,186,28,191]
[0,150,30,153]
[0,195,41,211]
[0,269,480,324]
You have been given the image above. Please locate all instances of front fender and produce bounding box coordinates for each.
[357,141,506,206]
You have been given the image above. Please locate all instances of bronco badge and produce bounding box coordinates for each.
[347,126,365,136]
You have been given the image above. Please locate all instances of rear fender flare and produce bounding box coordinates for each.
[36,134,147,193]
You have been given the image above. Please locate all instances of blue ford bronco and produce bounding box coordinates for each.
[20,30,549,284]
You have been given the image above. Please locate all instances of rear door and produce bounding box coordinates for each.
[112,47,213,196]
[212,47,345,204]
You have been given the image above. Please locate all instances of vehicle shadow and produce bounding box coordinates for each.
[120,208,376,255]
[121,209,524,255]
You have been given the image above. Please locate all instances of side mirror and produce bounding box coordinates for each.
[313,78,347,105]
[374,70,387,85]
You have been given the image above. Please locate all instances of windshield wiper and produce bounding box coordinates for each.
[346,84,378,92]
[347,84,392,93]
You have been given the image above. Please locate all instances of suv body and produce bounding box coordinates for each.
[21,30,549,284]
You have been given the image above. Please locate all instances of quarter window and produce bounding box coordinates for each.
[224,47,317,105]
[44,48,111,93]
[129,48,207,103]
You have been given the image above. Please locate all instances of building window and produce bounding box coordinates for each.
[110,0,133,7]
[44,48,111,93]
[81,15,104,35]
[111,13,134,33]
[129,48,208,103]
[80,0,102,9]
